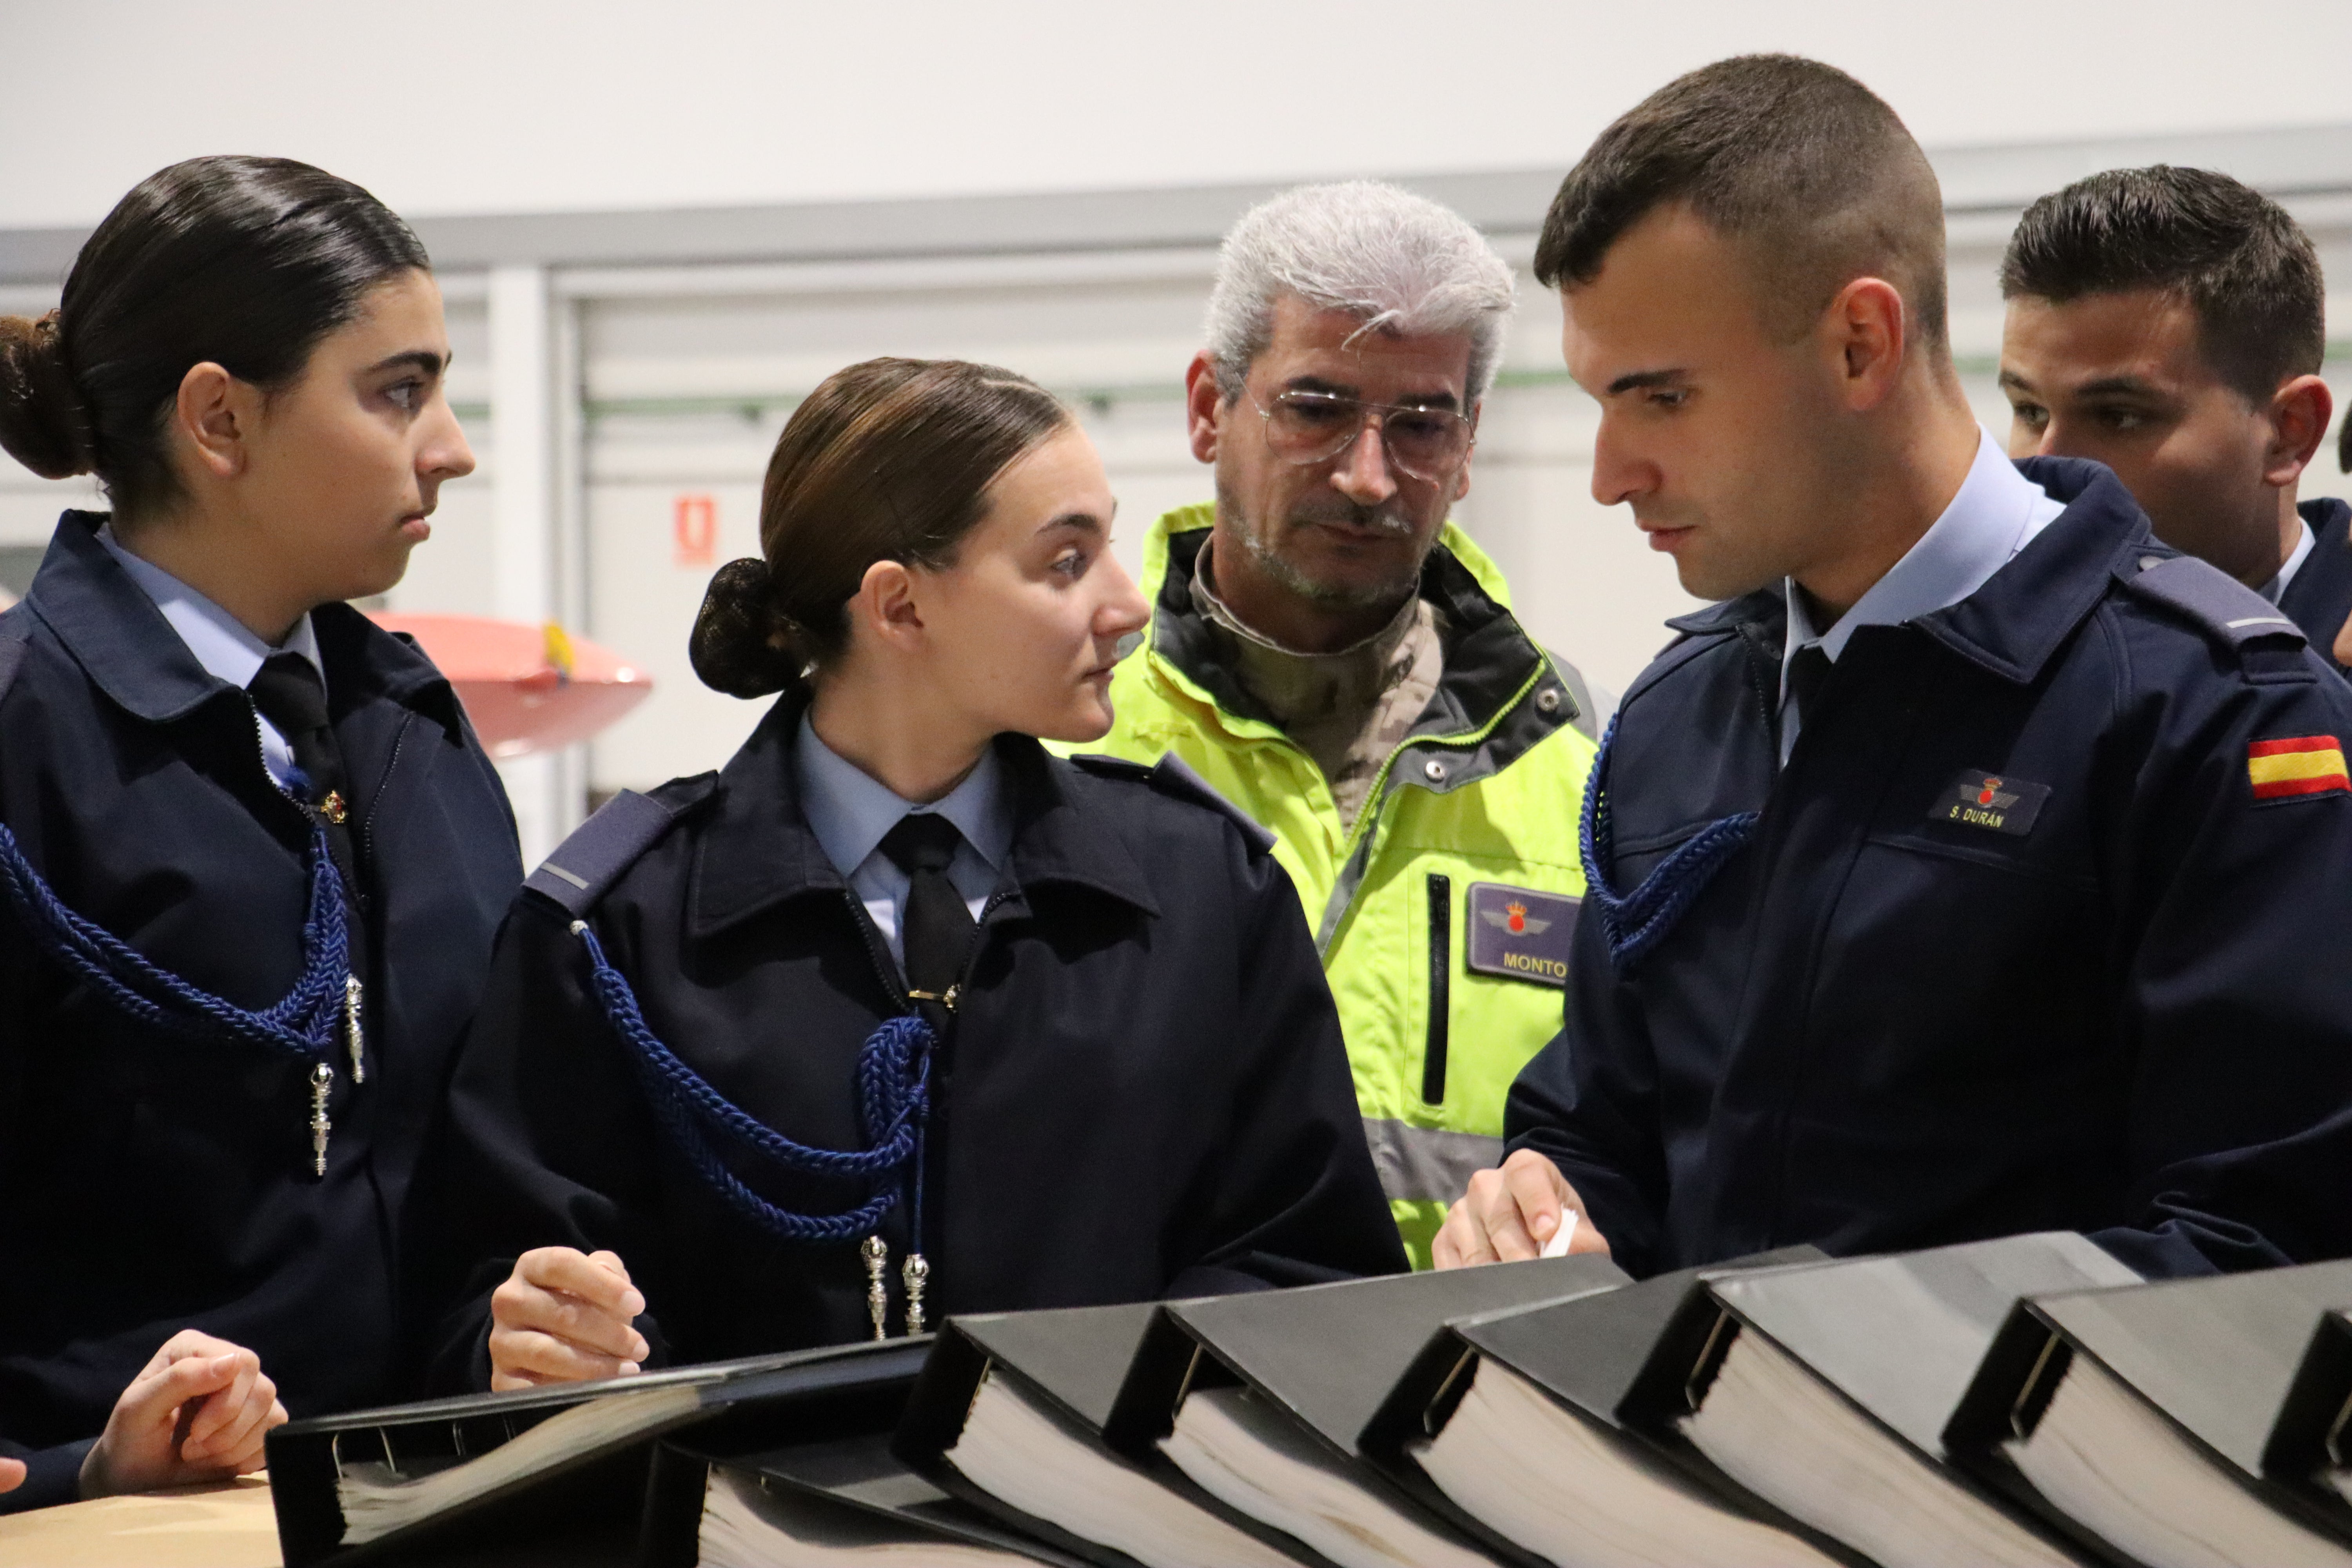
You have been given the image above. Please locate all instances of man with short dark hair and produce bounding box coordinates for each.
[1997,166,2347,668]
[1434,54,2352,1280]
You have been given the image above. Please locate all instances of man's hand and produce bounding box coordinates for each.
[488,1247,650,1391]
[1433,1148,1613,1268]
[78,1330,288,1498]
[0,1457,23,1494]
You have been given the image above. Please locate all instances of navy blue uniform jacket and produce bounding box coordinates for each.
[0,513,519,1509]
[1507,461,2352,1281]
[2281,497,2352,675]
[420,697,1405,1389]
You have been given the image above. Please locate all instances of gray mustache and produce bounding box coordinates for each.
[1286,506,1416,537]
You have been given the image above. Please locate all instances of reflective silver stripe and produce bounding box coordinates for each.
[1362,1117,1504,1205]
[537,861,591,890]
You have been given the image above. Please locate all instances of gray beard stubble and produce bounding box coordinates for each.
[1216,479,1432,612]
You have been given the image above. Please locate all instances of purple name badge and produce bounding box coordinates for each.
[1465,882,1579,988]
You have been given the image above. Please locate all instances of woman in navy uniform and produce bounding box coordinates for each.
[424,358,1402,1391]
[0,158,519,1507]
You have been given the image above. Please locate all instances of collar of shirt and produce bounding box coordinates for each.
[2259,517,2318,606]
[793,711,1012,974]
[1781,428,2067,708]
[794,711,1013,880]
[96,524,323,788]
[96,524,324,690]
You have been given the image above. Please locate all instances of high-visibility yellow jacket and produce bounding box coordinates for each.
[1081,504,1600,1266]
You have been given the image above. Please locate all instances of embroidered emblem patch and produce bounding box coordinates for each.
[1934,769,2050,837]
[2248,735,2350,802]
[1465,882,1579,987]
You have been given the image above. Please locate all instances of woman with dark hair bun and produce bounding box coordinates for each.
[0,157,519,1509]
[424,357,1402,1390]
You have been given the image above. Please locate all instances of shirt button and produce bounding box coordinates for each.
[1424,759,1449,782]
[1535,688,1563,714]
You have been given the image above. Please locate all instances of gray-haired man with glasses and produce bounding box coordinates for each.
[1084,180,1606,1268]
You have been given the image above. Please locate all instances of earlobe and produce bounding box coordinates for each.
[1833,278,1907,410]
[174,363,248,481]
[2266,375,2334,486]
[858,559,926,649]
[1183,353,1224,465]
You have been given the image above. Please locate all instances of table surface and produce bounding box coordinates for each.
[0,1475,282,1567]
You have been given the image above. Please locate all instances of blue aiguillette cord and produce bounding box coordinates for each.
[1580,715,1761,972]
[569,920,935,1247]
[0,818,352,1056]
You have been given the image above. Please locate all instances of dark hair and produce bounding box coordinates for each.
[2000,166,2324,404]
[0,155,430,514]
[1534,54,1947,350]
[690,358,1071,699]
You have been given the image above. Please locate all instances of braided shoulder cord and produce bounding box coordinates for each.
[0,819,350,1056]
[570,921,933,1244]
[1579,716,1761,973]
[640,1067,906,1243]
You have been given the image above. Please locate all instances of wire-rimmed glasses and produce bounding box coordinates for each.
[1248,389,1475,483]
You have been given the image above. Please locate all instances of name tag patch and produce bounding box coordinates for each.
[1935,769,2050,837]
[1465,882,1578,987]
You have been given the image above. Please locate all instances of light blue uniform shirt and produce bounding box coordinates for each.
[792,712,1012,978]
[1779,429,2069,763]
[96,524,323,789]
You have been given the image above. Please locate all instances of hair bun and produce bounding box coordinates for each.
[0,311,96,480]
[689,557,811,699]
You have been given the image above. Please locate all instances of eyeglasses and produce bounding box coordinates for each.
[1247,389,1475,483]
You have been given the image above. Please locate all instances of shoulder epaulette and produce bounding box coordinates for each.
[1068,750,1278,855]
[523,789,684,918]
[2122,554,2306,652]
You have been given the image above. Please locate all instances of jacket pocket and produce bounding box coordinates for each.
[1862,828,2096,890]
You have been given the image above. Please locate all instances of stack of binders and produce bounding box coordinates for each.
[1091,1255,1632,1566]
[266,1240,2352,1568]
[1359,1245,1849,1567]
[1948,1257,2352,1567]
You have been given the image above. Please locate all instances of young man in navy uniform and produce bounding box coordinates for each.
[1435,55,2352,1281]
[1996,166,2350,673]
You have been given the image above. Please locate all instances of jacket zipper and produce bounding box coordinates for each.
[355,713,415,891]
[1422,873,1451,1105]
[1304,661,1552,957]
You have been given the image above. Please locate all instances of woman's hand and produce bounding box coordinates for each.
[488,1247,650,1391]
[0,1457,24,1493]
[78,1330,287,1498]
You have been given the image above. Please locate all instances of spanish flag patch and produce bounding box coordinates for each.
[2247,735,2351,801]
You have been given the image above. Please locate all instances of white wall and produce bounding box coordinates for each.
[9,207,2352,798]
[4,0,2350,228]
[7,4,2352,812]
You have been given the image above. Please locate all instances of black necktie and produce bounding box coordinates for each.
[1786,644,1833,739]
[249,653,363,898]
[878,814,978,1014]
[249,654,347,815]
